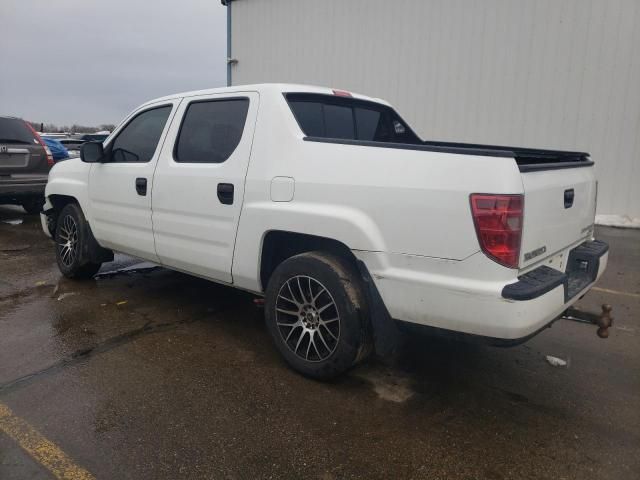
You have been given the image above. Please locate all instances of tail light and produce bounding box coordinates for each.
[470,194,523,269]
[44,146,54,166]
[24,121,54,166]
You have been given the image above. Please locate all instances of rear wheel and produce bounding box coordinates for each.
[264,252,372,379]
[21,197,44,215]
[55,203,102,279]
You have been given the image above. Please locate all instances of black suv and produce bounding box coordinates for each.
[0,116,53,213]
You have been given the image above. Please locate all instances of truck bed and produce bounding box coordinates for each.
[304,136,592,172]
[420,140,592,172]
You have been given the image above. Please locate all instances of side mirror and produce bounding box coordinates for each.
[80,141,104,163]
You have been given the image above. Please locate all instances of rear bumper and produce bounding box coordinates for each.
[0,178,47,198]
[354,239,609,341]
[502,240,609,302]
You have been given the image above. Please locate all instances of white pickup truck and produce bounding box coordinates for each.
[41,84,609,378]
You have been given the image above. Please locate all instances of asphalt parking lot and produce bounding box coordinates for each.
[0,204,638,480]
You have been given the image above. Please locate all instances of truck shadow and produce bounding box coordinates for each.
[25,255,578,423]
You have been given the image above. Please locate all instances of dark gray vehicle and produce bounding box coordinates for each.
[0,116,53,213]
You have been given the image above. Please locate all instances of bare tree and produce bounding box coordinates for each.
[25,120,114,134]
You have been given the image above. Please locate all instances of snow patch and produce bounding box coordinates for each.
[545,355,568,367]
[596,214,640,229]
[2,219,23,225]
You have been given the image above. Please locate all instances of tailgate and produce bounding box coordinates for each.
[0,143,47,174]
[520,165,596,269]
[0,146,32,168]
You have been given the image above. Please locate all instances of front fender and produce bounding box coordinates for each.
[44,159,92,221]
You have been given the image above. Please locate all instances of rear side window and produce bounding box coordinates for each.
[0,117,37,145]
[175,98,249,163]
[110,106,171,163]
[286,93,421,144]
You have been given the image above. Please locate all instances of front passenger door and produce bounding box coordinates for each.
[88,102,177,261]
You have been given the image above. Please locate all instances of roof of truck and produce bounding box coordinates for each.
[140,83,390,108]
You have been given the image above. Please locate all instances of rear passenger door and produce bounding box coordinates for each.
[151,92,258,283]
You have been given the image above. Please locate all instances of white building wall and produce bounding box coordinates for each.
[231,0,640,224]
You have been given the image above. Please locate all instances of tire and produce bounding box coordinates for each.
[264,252,373,379]
[21,197,44,215]
[55,203,102,279]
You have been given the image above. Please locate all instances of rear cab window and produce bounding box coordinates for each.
[285,93,421,145]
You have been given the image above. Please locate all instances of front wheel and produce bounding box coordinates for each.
[55,203,102,279]
[264,252,372,379]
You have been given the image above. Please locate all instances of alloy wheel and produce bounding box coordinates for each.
[58,214,78,267]
[275,275,340,362]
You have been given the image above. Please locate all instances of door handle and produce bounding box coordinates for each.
[564,188,575,208]
[217,183,234,205]
[136,177,147,196]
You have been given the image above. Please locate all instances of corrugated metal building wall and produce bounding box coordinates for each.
[229,0,640,224]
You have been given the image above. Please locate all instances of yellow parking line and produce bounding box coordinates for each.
[592,287,640,299]
[0,403,95,480]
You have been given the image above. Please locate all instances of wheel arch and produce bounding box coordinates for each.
[48,193,80,210]
[259,230,360,291]
[43,194,80,236]
[257,229,402,361]
[48,196,113,264]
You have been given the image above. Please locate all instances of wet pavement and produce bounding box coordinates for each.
[0,204,638,480]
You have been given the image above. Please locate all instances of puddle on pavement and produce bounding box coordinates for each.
[0,244,30,252]
[352,364,416,403]
[95,261,159,278]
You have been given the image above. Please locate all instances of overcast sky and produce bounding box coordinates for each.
[0,0,227,126]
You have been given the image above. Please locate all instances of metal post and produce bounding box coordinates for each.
[226,0,232,86]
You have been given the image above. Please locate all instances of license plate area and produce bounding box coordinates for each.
[0,153,29,168]
[565,240,609,300]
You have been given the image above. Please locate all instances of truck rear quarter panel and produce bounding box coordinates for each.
[232,90,525,292]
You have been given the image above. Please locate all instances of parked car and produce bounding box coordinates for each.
[0,116,54,213]
[40,84,608,378]
[42,137,70,161]
[79,133,109,143]
[58,138,85,151]
[56,134,109,155]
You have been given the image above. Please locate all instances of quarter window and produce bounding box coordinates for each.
[288,101,324,137]
[109,106,171,163]
[175,98,250,163]
[354,108,381,141]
